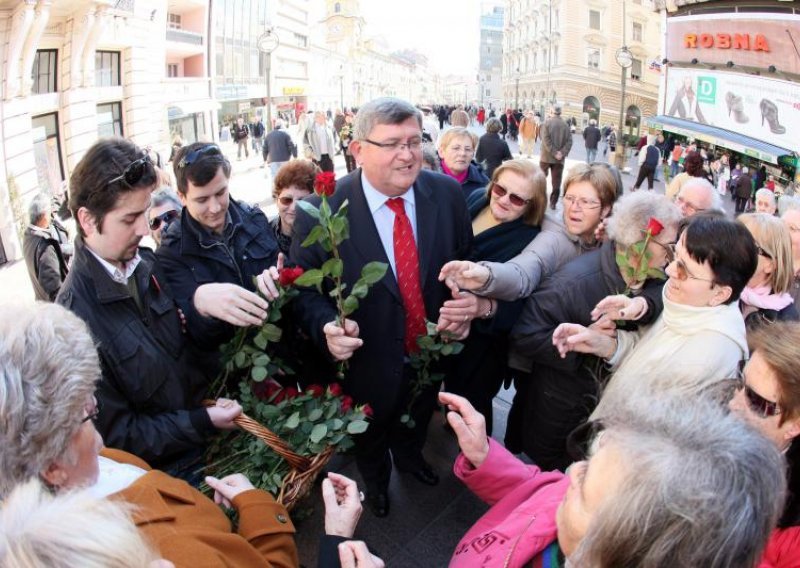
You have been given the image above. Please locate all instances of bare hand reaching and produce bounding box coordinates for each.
[338,541,385,568]
[194,283,269,327]
[322,472,363,538]
[438,392,490,469]
[552,323,617,359]
[255,252,285,301]
[324,319,362,361]
[438,260,491,294]
[205,473,255,509]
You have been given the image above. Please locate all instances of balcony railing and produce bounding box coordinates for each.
[166,29,203,45]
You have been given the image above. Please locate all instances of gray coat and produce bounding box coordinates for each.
[23,224,68,301]
[540,116,572,163]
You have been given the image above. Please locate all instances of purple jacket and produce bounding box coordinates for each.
[450,438,569,568]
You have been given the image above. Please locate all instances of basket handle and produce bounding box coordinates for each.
[203,399,311,471]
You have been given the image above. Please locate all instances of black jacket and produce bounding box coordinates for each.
[443,161,490,201]
[157,198,280,349]
[582,126,602,150]
[23,224,68,301]
[262,129,297,163]
[475,133,513,179]
[56,238,215,470]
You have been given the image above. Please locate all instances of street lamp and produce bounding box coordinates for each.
[257,28,279,134]
[514,67,520,110]
[337,65,345,112]
[614,0,632,169]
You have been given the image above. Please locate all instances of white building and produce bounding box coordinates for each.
[479,2,503,110]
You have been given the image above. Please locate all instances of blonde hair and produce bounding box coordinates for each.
[489,159,547,225]
[738,213,794,294]
[0,480,160,567]
[749,321,800,424]
[438,127,478,154]
[562,163,618,210]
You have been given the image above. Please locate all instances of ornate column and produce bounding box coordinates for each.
[20,0,53,97]
[4,1,36,100]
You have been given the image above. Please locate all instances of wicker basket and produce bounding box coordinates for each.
[204,400,335,511]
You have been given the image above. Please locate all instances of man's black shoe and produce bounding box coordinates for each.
[367,490,390,517]
[403,464,440,486]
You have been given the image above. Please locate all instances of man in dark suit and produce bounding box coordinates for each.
[291,97,473,517]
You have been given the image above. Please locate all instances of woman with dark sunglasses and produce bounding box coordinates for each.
[270,159,319,255]
[437,159,546,429]
[738,213,799,330]
[728,322,800,568]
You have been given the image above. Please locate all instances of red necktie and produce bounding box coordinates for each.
[386,198,426,354]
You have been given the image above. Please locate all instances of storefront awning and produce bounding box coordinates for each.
[646,115,794,165]
[168,99,221,120]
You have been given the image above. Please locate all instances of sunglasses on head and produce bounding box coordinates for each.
[149,209,179,231]
[107,154,153,187]
[178,144,223,169]
[491,182,530,207]
[733,360,782,418]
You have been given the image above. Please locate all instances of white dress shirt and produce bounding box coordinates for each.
[361,173,417,278]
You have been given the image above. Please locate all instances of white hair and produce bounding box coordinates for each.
[606,191,682,247]
[27,193,51,224]
[755,187,777,205]
[679,177,724,213]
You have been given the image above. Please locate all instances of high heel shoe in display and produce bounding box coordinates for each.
[725,92,749,123]
[760,99,786,135]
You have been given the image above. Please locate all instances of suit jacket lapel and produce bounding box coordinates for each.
[346,175,402,303]
[413,179,438,288]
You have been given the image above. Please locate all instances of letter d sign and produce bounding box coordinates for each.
[697,77,716,104]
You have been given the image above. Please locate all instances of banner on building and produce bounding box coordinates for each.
[663,67,799,153]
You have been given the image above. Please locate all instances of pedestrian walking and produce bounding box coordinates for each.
[540,105,572,209]
[582,119,601,164]
[233,117,249,160]
[632,136,661,191]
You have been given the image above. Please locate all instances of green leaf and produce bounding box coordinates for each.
[294,268,324,288]
[301,224,326,248]
[615,252,628,267]
[296,200,321,219]
[417,335,436,350]
[361,261,388,284]
[262,323,283,343]
[400,414,410,423]
[285,412,300,429]
[450,342,465,355]
[325,404,338,419]
[330,418,344,430]
[234,351,247,368]
[251,366,268,382]
[346,420,369,434]
[425,320,438,335]
[253,332,268,350]
[350,280,368,299]
[441,344,453,356]
[320,197,332,220]
[308,408,323,421]
[342,295,359,316]
[322,258,344,278]
[252,354,270,367]
[310,423,328,443]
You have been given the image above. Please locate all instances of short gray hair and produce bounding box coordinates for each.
[421,145,441,172]
[0,303,100,497]
[574,392,785,567]
[0,480,159,567]
[679,177,724,213]
[485,117,503,134]
[148,187,182,213]
[606,191,682,247]
[755,187,777,205]
[779,195,800,216]
[353,97,422,141]
[27,193,51,225]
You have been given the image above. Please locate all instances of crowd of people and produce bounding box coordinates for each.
[6,95,800,567]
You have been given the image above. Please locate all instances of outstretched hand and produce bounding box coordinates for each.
[255,252,285,301]
[439,392,489,469]
[438,260,491,294]
[322,472,363,538]
[552,323,617,359]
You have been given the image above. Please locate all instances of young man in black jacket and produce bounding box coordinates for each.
[56,138,242,483]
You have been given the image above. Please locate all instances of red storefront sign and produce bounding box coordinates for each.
[683,33,769,52]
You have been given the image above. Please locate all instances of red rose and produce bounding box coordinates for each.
[278,267,305,287]
[362,404,374,418]
[314,172,336,197]
[285,387,300,399]
[328,382,343,396]
[306,384,325,398]
[254,381,282,401]
[340,395,354,412]
[646,217,664,237]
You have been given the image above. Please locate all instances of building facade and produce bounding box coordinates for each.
[503,0,661,136]
[479,2,504,110]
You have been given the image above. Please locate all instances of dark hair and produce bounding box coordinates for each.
[680,214,757,304]
[69,137,157,237]
[172,142,231,195]
[683,151,705,177]
[272,159,319,198]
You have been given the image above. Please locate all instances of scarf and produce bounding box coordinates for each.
[740,285,794,311]
[441,160,468,184]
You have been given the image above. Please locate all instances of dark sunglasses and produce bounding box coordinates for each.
[733,361,781,418]
[178,144,223,169]
[278,195,307,206]
[491,182,530,207]
[107,154,153,187]
[149,209,179,231]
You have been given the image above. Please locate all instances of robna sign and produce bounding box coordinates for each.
[684,33,770,52]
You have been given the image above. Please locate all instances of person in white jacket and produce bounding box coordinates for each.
[552,214,758,416]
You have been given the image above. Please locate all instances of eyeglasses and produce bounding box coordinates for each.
[277,195,307,206]
[669,247,715,283]
[363,138,423,153]
[756,244,773,260]
[491,182,530,207]
[107,154,153,187]
[177,144,223,169]
[148,209,179,231]
[446,145,474,155]
[563,194,602,210]
[81,397,101,424]
[651,240,676,263]
[675,195,706,215]
[733,362,782,418]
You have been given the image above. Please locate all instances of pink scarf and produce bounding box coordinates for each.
[740,285,794,311]
[441,161,468,184]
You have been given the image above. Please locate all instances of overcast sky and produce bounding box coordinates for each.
[359,0,484,76]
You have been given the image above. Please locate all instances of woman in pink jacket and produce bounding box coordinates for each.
[441,390,783,568]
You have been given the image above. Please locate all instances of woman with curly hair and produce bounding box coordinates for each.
[271,159,320,254]
[666,150,710,200]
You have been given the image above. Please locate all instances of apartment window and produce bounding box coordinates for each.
[32,50,57,94]
[32,113,64,196]
[553,9,559,30]
[97,102,123,138]
[167,13,181,29]
[334,2,341,13]
[631,58,642,80]
[167,63,179,77]
[587,48,601,69]
[95,51,121,87]
[293,33,308,47]
[632,22,643,42]
[552,45,558,66]
[589,9,601,30]
[485,89,491,97]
